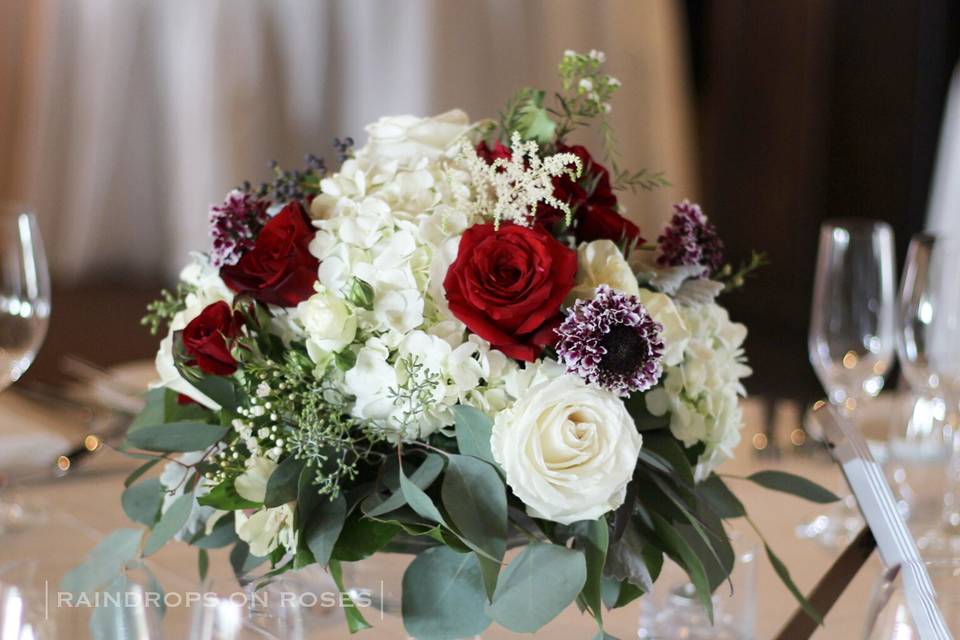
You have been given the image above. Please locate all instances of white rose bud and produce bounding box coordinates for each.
[491,375,642,525]
[567,239,640,304]
[297,286,358,358]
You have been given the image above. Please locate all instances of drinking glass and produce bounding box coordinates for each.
[895,233,960,551]
[0,207,50,531]
[863,559,960,638]
[801,219,896,547]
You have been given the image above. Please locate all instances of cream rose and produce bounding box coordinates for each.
[567,239,640,304]
[297,285,357,358]
[491,375,642,524]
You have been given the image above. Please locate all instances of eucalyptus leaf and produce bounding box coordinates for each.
[488,542,587,633]
[303,494,347,566]
[453,405,496,465]
[364,453,444,518]
[747,470,840,504]
[441,454,507,562]
[143,492,194,556]
[198,549,209,582]
[194,513,237,549]
[399,467,446,525]
[402,546,491,640]
[61,529,144,595]
[126,422,228,453]
[121,478,165,526]
[330,559,372,633]
[331,516,400,561]
[128,388,165,433]
[123,458,160,488]
[229,542,268,581]
[604,525,653,592]
[264,456,305,507]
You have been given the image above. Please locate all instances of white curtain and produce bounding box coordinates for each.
[12,0,697,282]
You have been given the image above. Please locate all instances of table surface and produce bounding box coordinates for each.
[0,383,885,639]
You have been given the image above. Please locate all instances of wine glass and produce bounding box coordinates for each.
[863,559,960,638]
[801,219,896,547]
[0,206,50,531]
[895,233,960,551]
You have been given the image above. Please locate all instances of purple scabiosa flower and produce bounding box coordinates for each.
[209,189,271,267]
[555,285,664,396]
[657,200,724,275]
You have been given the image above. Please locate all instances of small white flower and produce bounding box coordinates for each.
[492,375,642,525]
[564,49,578,58]
[579,78,594,92]
[236,505,297,557]
[589,49,606,63]
[608,76,621,87]
[298,285,357,358]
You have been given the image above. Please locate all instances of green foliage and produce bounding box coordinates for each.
[264,456,305,507]
[126,422,229,453]
[488,543,587,633]
[61,529,144,595]
[143,492,194,556]
[141,283,196,335]
[330,559,372,633]
[743,470,840,504]
[401,546,491,640]
[302,494,346,566]
[344,277,375,310]
[388,355,442,436]
[121,478,165,526]
[718,250,769,292]
[452,405,497,466]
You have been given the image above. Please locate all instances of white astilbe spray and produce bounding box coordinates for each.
[460,131,582,228]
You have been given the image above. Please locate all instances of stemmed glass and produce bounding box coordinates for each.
[896,233,960,553]
[801,219,896,547]
[863,559,960,638]
[0,206,51,531]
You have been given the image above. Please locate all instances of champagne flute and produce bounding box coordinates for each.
[896,233,960,552]
[801,219,896,547]
[0,206,51,530]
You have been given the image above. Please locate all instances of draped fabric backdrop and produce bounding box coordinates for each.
[1,0,697,283]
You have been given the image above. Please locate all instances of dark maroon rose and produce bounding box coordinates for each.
[220,202,319,307]
[443,223,576,361]
[182,301,241,376]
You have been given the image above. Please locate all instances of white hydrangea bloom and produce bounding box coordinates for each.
[644,301,750,478]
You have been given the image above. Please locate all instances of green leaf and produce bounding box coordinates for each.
[264,456,305,508]
[453,405,496,465]
[746,470,840,504]
[61,529,143,595]
[399,467,446,525]
[476,553,500,602]
[604,525,653,592]
[766,543,823,625]
[128,388,165,433]
[649,511,713,624]
[163,388,211,423]
[698,474,746,518]
[331,516,400,562]
[126,422,228,453]
[123,458,160,488]
[363,453,444,518]
[179,371,240,413]
[297,465,324,523]
[143,492,194,556]
[121,478,165,526]
[194,513,237,549]
[515,90,557,144]
[198,479,259,510]
[641,431,695,486]
[579,518,609,628]
[229,541,268,580]
[488,542,587,633]
[330,559,372,633]
[441,454,507,562]
[303,494,347,566]
[198,549,209,582]
[624,394,671,432]
[402,546,491,640]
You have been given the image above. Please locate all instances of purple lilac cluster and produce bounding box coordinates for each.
[555,285,664,397]
[657,200,724,276]
[209,190,271,267]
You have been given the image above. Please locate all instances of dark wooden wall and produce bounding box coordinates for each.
[685,0,960,400]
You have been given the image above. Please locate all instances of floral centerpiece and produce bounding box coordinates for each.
[69,50,833,638]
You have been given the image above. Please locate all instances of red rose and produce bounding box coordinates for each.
[443,223,576,361]
[475,140,513,165]
[539,144,642,244]
[576,204,642,244]
[220,202,319,307]
[182,301,241,376]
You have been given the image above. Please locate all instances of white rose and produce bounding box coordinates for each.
[357,110,471,168]
[637,289,689,367]
[298,286,357,357]
[567,240,640,304]
[491,375,642,525]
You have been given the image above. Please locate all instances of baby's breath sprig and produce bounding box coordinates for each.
[141,283,197,335]
[553,49,620,141]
